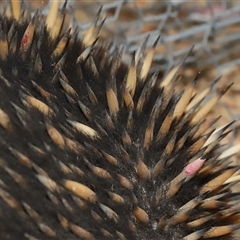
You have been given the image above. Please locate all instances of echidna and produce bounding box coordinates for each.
[0,1,240,240]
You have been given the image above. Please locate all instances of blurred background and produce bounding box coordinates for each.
[1,0,240,161]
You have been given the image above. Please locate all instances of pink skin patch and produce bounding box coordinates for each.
[185,158,205,176]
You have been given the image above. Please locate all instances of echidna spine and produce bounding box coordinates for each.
[0,1,240,240]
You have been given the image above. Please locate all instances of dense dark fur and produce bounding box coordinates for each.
[0,2,240,240]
